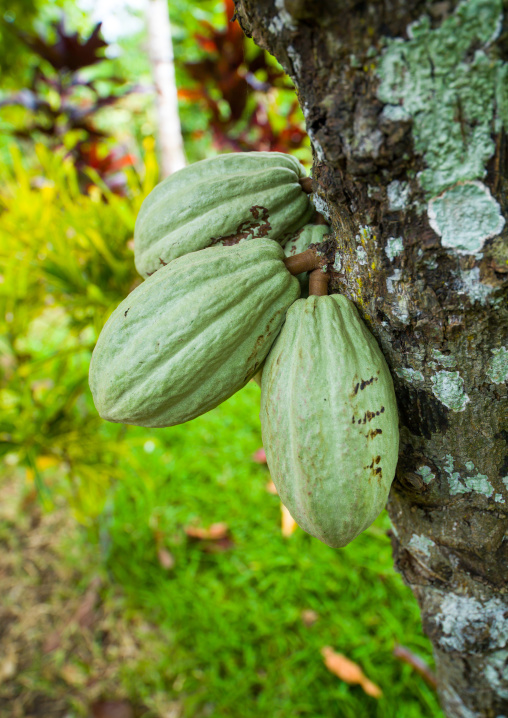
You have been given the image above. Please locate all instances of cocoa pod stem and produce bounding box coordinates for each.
[314,212,328,225]
[309,269,330,296]
[299,177,313,194]
[283,249,321,275]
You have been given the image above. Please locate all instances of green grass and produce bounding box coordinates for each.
[88,382,442,718]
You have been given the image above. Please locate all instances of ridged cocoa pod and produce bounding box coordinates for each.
[134,152,314,277]
[260,294,399,548]
[89,239,300,428]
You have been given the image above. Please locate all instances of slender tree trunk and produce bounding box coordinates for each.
[233,1,508,715]
[146,0,186,176]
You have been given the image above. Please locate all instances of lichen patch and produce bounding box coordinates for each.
[356,245,368,265]
[428,181,505,255]
[431,350,456,369]
[416,465,435,484]
[385,236,403,261]
[485,650,508,699]
[431,371,470,412]
[396,367,424,383]
[377,0,506,197]
[387,180,410,211]
[312,194,330,220]
[487,346,508,384]
[268,0,297,34]
[443,454,495,497]
[434,593,508,652]
[408,533,435,557]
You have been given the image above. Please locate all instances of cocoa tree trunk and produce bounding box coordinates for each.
[233,1,508,715]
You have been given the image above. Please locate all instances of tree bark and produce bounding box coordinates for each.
[233,1,508,715]
[146,0,186,176]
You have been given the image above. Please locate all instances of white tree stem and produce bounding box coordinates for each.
[146,0,186,176]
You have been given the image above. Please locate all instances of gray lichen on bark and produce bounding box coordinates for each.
[233,0,508,715]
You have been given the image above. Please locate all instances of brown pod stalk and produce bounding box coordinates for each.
[299,177,313,194]
[283,249,321,275]
[314,212,328,225]
[309,269,330,296]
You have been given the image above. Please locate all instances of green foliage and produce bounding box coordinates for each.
[0,6,439,712]
[0,0,42,82]
[87,384,443,717]
[0,140,158,519]
[0,145,443,715]
[0,0,77,86]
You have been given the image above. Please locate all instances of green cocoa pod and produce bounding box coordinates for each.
[260,294,399,548]
[90,239,300,428]
[134,152,314,277]
[284,223,330,294]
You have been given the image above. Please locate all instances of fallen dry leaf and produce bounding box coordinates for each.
[0,476,182,718]
[184,522,234,552]
[202,537,234,553]
[301,609,319,627]
[393,644,437,689]
[321,646,382,698]
[281,504,298,537]
[265,481,278,495]
[157,548,175,570]
[252,447,267,464]
[0,650,17,683]
[60,662,88,687]
[43,575,102,653]
[91,699,134,718]
[184,522,229,540]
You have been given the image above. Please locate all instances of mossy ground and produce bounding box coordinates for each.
[1,383,443,718]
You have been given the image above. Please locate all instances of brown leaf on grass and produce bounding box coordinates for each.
[265,480,278,495]
[201,537,235,553]
[157,548,175,571]
[281,504,298,537]
[60,662,88,687]
[0,476,180,718]
[393,644,437,689]
[252,447,267,464]
[301,609,319,627]
[321,646,383,698]
[184,522,229,540]
[184,522,234,552]
[43,575,102,653]
[91,699,134,718]
[0,650,17,683]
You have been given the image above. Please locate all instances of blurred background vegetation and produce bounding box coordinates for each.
[0,1,442,716]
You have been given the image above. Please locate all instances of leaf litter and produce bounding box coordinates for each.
[0,475,182,718]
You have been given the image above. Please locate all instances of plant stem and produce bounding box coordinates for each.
[283,249,321,275]
[299,177,313,193]
[309,268,329,296]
